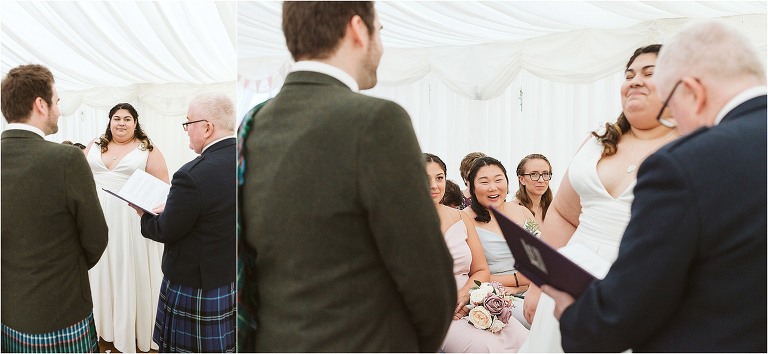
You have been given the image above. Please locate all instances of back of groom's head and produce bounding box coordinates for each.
[282,1,375,61]
[1,64,55,123]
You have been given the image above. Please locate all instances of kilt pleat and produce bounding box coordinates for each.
[153,277,236,353]
[1,313,98,353]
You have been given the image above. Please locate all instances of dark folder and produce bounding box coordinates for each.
[492,207,596,297]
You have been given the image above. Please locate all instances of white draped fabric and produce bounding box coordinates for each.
[237,1,766,191]
[1,1,236,173]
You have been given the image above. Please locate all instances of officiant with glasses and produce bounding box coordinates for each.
[542,20,766,352]
[132,92,236,352]
[83,102,169,353]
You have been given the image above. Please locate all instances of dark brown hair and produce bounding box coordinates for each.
[282,2,376,61]
[441,180,464,208]
[1,64,55,123]
[97,103,154,153]
[591,44,662,156]
[468,157,509,223]
[424,153,447,175]
[515,154,553,220]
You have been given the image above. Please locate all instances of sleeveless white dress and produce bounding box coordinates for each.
[86,145,164,353]
[441,220,529,352]
[520,137,634,352]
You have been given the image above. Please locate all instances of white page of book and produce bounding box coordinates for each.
[115,169,170,214]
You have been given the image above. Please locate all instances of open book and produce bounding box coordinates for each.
[492,207,601,297]
[103,169,170,216]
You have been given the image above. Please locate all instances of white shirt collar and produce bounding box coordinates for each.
[4,123,45,138]
[202,135,234,153]
[714,85,768,125]
[291,61,360,92]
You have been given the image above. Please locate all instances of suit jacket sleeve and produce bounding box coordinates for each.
[560,151,697,352]
[66,148,109,268]
[357,100,456,352]
[141,168,200,243]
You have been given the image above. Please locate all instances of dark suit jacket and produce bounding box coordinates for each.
[1,129,108,333]
[140,138,236,290]
[560,95,767,352]
[242,71,456,352]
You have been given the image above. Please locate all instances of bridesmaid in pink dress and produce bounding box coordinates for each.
[425,153,529,352]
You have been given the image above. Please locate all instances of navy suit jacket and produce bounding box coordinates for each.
[560,95,767,352]
[141,138,236,290]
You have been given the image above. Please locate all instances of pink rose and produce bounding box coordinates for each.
[490,281,505,296]
[498,305,512,324]
[483,293,505,316]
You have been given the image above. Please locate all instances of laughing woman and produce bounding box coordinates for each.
[463,156,537,329]
[425,153,529,353]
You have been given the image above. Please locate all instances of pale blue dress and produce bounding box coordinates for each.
[477,227,530,329]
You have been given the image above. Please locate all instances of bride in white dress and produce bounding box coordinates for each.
[84,103,169,353]
[520,45,678,352]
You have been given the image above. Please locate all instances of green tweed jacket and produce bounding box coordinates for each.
[242,71,456,352]
[1,129,108,333]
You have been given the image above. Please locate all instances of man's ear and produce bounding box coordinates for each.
[347,15,370,49]
[33,97,47,115]
[685,77,707,116]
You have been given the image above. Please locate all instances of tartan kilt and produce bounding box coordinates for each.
[1,313,98,353]
[153,277,236,353]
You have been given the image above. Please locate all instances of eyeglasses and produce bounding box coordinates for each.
[655,79,685,128]
[182,119,208,131]
[521,172,552,181]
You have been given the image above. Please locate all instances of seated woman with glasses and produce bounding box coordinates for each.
[463,156,538,330]
[519,44,679,353]
[83,102,169,353]
[513,154,554,228]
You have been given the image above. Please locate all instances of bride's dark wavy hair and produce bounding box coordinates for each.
[97,103,154,153]
[468,156,509,223]
[591,44,662,156]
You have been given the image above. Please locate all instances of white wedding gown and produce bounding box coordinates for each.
[520,137,634,352]
[86,145,163,353]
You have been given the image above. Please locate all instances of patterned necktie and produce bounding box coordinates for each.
[236,99,270,352]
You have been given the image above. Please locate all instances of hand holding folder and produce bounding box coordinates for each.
[103,169,170,216]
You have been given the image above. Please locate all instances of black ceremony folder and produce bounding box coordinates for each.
[492,207,597,297]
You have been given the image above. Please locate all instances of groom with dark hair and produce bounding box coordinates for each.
[1,64,108,352]
[238,1,456,352]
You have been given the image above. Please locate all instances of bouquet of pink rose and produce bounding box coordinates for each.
[466,280,513,333]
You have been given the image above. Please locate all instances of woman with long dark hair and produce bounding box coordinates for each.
[84,103,169,353]
[520,44,679,352]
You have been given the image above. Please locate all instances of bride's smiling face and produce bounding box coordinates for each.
[110,108,136,141]
[473,165,508,209]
